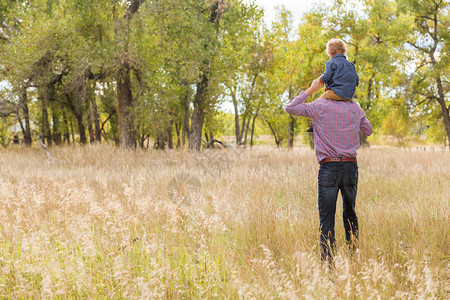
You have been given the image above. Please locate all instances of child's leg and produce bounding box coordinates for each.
[320,90,352,101]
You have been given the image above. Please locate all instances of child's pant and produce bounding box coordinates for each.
[320,89,352,101]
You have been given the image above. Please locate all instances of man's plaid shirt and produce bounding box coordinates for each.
[286,92,373,163]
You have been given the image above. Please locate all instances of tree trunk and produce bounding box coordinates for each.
[428,14,450,149]
[166,119,173,149]
[266,120,281,147]
[67,89,88,145]
[359,131,370,148]
[70,117,75,144]
[87,114,95,143]
[51,106,61,145]
[114,0,145,149]
[153,137,163,150]
[240,115,246,144]
[40,88,52,146]
[181,80,190,146]
[91,94,102,143]
[288,115,295,148]
[74,110,87,145]
[243,115,250,145]
[250,108,259,148]
[189,74,208,151]
[435,76,450,149]
[117,67,135,148]
[175,120,181,149]
[232,94,241,145]
[20,89,32,146]
[288,88,295,148]
[208,131,214,148]
[242,73,259,146]
[188,1,222,151]
[62,109,70,144]
[16,114,26,145]
[138,129,148,149]
[359,73,375,148]
[359,127,371,147]
[308,132,314,150]
[182,96,190,146]
[86,88,95,144]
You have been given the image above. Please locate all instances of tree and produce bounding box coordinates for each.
[290,8,330,148]
[269,6,299,148]
[114,0,146,148]
[221,1,265,146]
[398,0,449,148]
[188,1,226,151]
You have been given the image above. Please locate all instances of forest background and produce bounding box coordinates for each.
[0,0,448,150]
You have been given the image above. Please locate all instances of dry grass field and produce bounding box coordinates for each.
[0,145,448,298]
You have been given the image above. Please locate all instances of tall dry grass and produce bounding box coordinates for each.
[0,145,448,298]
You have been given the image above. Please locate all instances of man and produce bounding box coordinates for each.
[285,78,372,263]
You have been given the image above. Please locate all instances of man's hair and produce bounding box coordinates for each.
[326,38,347,55]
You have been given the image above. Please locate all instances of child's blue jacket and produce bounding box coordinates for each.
[321,53,359,99]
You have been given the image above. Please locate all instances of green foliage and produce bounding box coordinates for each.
[0,0,448,149]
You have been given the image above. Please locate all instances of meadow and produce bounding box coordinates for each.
[0,145,448,298]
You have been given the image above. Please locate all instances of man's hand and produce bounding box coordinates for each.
[305,77,323,96]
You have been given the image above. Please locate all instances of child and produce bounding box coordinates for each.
[306,38,359,132]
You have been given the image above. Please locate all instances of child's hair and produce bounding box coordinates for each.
[326,38,347,55]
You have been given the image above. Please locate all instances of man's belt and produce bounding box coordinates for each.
[320,157,357,164]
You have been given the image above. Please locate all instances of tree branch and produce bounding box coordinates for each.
[100,109,116,133]
[417,96,435,106]
[406,41,427,52]
[0,35,9,42]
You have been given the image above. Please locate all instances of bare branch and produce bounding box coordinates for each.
[38,136,52,161]
[100,109,117,133]
[418,15,435,22]
[417,96,435,106]
[406,41,427,52]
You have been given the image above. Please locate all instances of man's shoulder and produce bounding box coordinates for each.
[314,98,330,104]
[352,101,367,115]
[313,98,342,108]
[316,98,364,110]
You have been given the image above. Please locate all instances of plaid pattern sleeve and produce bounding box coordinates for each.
[285,92,316,118]
[286,93,372,163]
[360,115,373,136]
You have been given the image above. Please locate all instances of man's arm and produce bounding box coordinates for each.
[285,78,323,118]
[360,115,373,136]
[285,92,315,117]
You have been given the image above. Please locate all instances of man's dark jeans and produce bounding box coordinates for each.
[318,161,359,262]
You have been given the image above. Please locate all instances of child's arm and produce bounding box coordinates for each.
[320,61,334,85]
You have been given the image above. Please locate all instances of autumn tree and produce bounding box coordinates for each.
[398,0,449,148]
